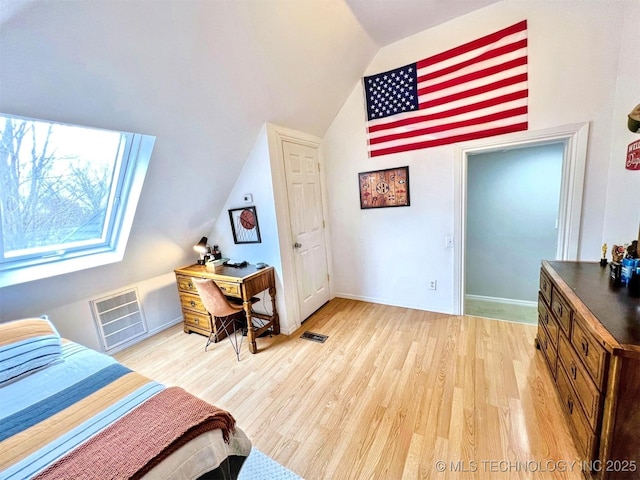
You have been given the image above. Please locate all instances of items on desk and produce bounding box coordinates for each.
[205,258,228,272]
[225,260,248,268]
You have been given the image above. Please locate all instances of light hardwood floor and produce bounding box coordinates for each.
[115,298,585,480]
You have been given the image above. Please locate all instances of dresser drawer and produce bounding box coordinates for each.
[539,270,552,306]
[537,323,557,379]
[558,334,602,429]
[571,317,608,388]
[183,311,212,331]
[556,362,597,461]
[176,274,198,293]
[179,292,208,314]
[551,288,572,335]
[538,296,558,350]
[216,280,241,298]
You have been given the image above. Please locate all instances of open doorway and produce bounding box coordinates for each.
[453,123,590,319]
[464,144,563,323]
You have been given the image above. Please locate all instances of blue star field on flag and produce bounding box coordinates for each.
[365,64,419,121]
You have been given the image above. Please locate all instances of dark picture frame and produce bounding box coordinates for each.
[228,206,262,244]
[358,166,410,209]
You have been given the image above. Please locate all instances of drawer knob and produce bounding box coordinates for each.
[556,304,563,316]
[188,282,193,288]
[190,300,196,307]
[567,397,574,414]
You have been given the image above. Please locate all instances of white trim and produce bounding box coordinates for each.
[465,294,537,308]
[453,123,589,315]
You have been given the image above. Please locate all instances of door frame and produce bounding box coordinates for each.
[452,122,590,315]
[266,123,333,332]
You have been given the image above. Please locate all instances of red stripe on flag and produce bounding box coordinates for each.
[369,123,529,157]
[368,90,528,133]
[417,39,528,83]
[418,57,527,96]
[418,73,528,108]
[368,106,528,145]
[416,20,527,68]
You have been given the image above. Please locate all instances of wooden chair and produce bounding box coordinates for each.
[191,277,247,360]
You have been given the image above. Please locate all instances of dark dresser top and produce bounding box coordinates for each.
[545,261,640,352]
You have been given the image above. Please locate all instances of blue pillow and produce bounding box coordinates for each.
[0,316,63,386]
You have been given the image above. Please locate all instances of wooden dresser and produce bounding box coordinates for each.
[537,260,640,479]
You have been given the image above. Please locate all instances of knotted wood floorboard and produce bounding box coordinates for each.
[116,298,581,479]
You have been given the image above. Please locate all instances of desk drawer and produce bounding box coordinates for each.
[176,274,198,293]
[184,311,212,331]
[179,292,207,314]
[216,280,240,298]
[558,334,602,429]
[571,316,608,388]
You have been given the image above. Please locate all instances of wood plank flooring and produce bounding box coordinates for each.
[115,298,585,479]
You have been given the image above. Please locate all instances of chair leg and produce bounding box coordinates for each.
[205,315,243,360]
[204,330,218,352]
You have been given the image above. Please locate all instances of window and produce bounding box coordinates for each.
[0,113,155,287]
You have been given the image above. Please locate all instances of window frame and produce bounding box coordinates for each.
[0,114,155,287]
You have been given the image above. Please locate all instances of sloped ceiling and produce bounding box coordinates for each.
[345,0,500,46]
[0,0,499,317]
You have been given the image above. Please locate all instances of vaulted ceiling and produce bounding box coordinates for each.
[0,0,501,315]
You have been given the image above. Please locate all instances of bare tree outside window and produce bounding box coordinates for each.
[0,116,122,258]
[0,113,155,287]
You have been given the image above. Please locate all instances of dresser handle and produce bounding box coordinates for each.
[190,300,196,307]
[194,318,199,324]
[556,304,563,316]
[581,339,589,356]
[188,282,193,288]
[570,362,577,379]
[567,397,574,414]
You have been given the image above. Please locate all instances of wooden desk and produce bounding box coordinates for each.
[174,263,280,354]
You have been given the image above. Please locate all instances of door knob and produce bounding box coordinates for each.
[294,242,302,248]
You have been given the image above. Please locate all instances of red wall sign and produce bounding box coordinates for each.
[627,139,640,170]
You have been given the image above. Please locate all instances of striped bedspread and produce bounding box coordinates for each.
[0,341,236,480]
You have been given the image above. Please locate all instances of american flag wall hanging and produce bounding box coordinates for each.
[363,20,528,157]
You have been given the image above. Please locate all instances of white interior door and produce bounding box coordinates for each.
[282,140,330,321]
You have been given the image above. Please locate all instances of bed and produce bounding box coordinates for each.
[0,317,251,480]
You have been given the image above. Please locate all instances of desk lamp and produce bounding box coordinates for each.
[194,236,211,264]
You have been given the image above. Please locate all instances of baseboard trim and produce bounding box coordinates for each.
[465,294,537,308]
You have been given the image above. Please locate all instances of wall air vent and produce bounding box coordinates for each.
[90,288,147,352]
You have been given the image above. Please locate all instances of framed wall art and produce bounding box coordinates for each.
[228,206,262,244]
[358,166,410,209]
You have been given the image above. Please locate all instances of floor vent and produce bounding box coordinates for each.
[91,288,147,352]
[300,331,328,343]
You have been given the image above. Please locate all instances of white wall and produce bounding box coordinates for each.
[207,125,292,334]
[323,0,640,314]
[41,273,182,352]
[602,1,640,246]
